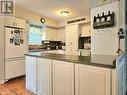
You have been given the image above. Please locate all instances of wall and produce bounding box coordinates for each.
[125,0,127,52]
[57,15,91,42]
[90,0,118,8]
[91,1,120,55]
[57,15,90,27]
[15,6,58,27]
[0,18,5,83]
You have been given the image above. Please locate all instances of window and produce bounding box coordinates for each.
[29,25,43,45]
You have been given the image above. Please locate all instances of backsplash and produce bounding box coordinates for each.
[29,41,65,50]
[42,41,64,49]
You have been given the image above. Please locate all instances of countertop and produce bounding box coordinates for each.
[25,52,118,69]
[29,49,65,52]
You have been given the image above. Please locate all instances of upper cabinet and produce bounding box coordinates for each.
[42,27,57,41]
[42,27,66,42]
[4,17,26,29]
[81,22,91,37]
[57,27,66,42]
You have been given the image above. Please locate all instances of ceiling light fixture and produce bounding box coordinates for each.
[60,11,69,16]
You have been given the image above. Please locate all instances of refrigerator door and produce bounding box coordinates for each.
[5,27,27,58]
[5,57,25,80]
[4,27,27,80]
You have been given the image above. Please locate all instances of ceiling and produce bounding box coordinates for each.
[15,0,91,22]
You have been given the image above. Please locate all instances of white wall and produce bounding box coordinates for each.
[15,6,58,27]
[90,0,118,8]
[57,15,91,27]
[91,1,121,55]
[0,18,5,83]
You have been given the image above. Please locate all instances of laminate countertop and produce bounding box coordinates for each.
[25,52,118,69]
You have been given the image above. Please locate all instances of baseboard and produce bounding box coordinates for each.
[0,80,5,84]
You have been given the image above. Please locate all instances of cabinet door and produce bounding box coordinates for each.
[5,59,25,80]
[75,64,111,95]
[37,58,52,95]
[44,28,57,41]
[26,56,37,93]
[53,60,74,95]
[81,23,91,36]
[57,28,65,42]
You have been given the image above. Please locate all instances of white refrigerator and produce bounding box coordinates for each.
[4,26,27,81]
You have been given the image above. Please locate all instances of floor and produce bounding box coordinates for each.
[0,77,35,95]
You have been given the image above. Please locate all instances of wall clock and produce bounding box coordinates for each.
[40,18,46,23]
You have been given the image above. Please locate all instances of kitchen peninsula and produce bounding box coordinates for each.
[25,52,126,95]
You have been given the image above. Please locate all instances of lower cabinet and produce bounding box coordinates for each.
[37,58,52,95]
[75,64,111,95]
[26,56,112,95]
[52,60,74,95]
[26,56,37,94]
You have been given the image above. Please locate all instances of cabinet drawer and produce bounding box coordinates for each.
[5,59,25,80]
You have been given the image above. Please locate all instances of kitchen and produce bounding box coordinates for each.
[0,0,127,95]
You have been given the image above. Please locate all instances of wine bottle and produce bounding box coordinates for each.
[107,11,111,21]
[93,16,96,23]
[101,12,105,22]
[96,14,100,23]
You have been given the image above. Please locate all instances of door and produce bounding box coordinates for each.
[66,25,79,46]
[75,64,111,95]
[5,27,27,58]
[37,58,52,95]
[53,60,74,95]
[26,56,37,93]
[65,25,79,55]
[5,58,25,80]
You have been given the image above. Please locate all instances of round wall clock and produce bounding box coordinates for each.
[40,18,46,23]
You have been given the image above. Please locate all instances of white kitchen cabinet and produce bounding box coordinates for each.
[4,17,26,28]
[57,28,65,42]
[42,27,57,41]
[37,58,52,95]
[75,64,111,95]
[53,60,74,95]
[26,56,37,94]
[81,23,91,37]
[65,24,81,55]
